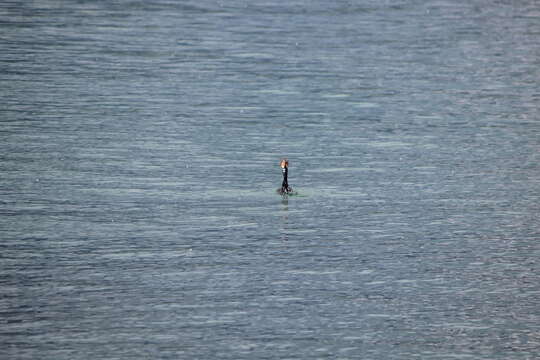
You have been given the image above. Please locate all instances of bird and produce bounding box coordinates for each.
[277,158,293,195]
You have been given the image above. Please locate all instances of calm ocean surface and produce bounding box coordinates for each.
[1,1,539,359]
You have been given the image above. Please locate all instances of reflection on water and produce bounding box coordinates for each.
[280,197,289,242]
[1,0,539,359]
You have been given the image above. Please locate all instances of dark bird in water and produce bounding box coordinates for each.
[278,158,293,195]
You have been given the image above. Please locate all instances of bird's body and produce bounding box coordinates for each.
[277,159,293,195]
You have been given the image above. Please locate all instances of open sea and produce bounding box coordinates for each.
[1,1,539,359]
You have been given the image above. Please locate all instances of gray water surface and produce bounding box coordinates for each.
[1,1,540,359]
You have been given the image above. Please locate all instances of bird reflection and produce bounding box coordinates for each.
[280,196,289,241]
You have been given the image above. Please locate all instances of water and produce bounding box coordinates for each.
[1,1,539,358]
